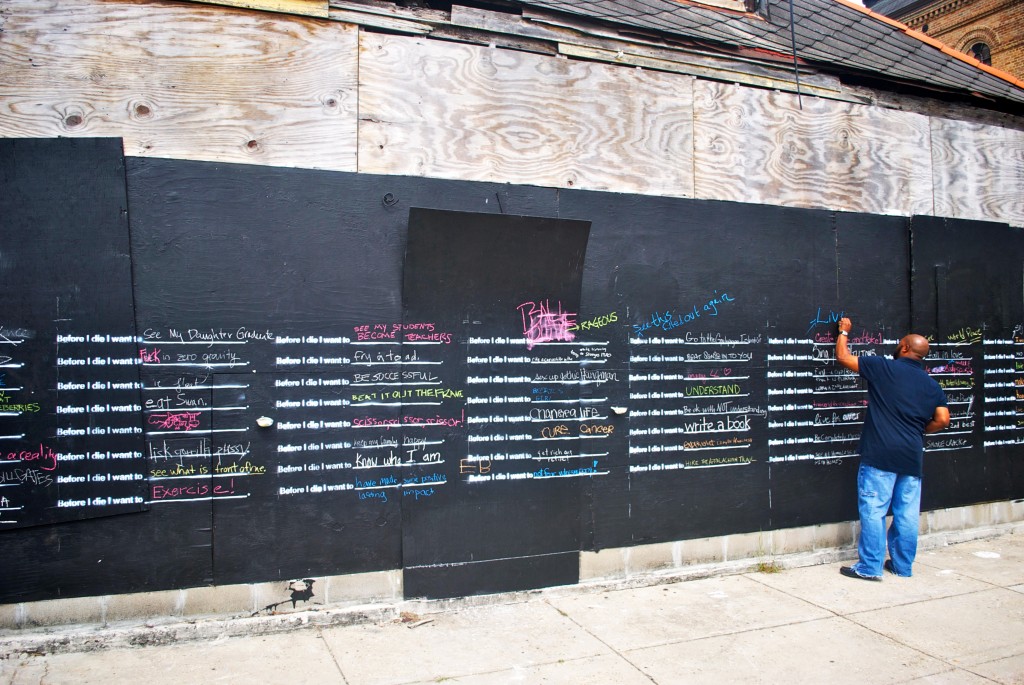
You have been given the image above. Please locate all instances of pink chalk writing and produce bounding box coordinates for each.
[517,300,577,350]
[148,412,201,431]
[5,443,58,471]
[151,478,235,500]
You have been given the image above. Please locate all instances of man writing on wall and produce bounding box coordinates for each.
[835,317,950,581]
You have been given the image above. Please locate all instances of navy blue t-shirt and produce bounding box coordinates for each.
[858,355,948,477]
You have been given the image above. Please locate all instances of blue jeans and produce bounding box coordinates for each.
[851,463,921,578]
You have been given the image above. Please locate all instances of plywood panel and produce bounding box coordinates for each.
[0,0,357,171]
[358,34,695,197]
[693,81,933,217]
[185,0,328,18]
[930,118,1024,228]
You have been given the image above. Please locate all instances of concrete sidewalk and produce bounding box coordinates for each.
[3,532,1024,684]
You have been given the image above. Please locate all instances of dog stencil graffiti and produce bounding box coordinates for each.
[253,578,317,615]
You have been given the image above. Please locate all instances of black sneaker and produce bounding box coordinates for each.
[840,565,882,582]
[884,559,909,577]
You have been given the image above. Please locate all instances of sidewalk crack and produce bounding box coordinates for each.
[543,598,658,684]
[316,626,352,685]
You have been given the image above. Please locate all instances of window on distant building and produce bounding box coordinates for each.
[968,42,992,65]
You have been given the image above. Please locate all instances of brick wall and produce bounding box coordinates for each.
[898,0,1024,81]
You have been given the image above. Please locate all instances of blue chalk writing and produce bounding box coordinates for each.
[807,307,844,334]
[633,291,736,338]
[532,464,604,478]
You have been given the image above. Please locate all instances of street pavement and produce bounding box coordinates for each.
[2,532,1023,684]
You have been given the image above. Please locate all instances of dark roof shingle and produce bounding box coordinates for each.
[518,0,1024,106]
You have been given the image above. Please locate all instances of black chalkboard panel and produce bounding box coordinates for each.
[401,207,591,598]
[768,210,912,528]
[910,215,1024,509]
[558,190,843,545]
[0,138,146,530]
[126,159,413,585]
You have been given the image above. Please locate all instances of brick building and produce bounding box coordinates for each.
[868,0,1024,80]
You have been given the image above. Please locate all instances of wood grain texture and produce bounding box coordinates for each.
[185,0,328,18]
[558,43,864,105]
[692,81,934,217]
[328,7,433,34]
[358,34,695,197]
[930,118,1024,228]
[0,0,357,171]
[447,5,851,102]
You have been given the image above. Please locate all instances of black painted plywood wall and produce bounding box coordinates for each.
[910,216,1024,510]
[1,139,1022,603]
[0,138,146,531]
[402,208,591,598]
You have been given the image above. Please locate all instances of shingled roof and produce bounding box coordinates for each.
[514,0,1024,108]
[867,0,928,17]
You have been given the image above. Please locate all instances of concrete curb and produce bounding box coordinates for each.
[0,604,399,659]
[1,521,1019,659]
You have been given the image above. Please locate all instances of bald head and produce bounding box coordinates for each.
[899,334,930,360]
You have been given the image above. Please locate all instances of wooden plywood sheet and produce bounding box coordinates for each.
[358,34,695,198]
[185,0,328,18]
[930,118,1024,229]
[692,81,933,217]
[0,0,357,171]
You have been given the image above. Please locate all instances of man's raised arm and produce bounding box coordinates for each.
[835,316,858,373]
